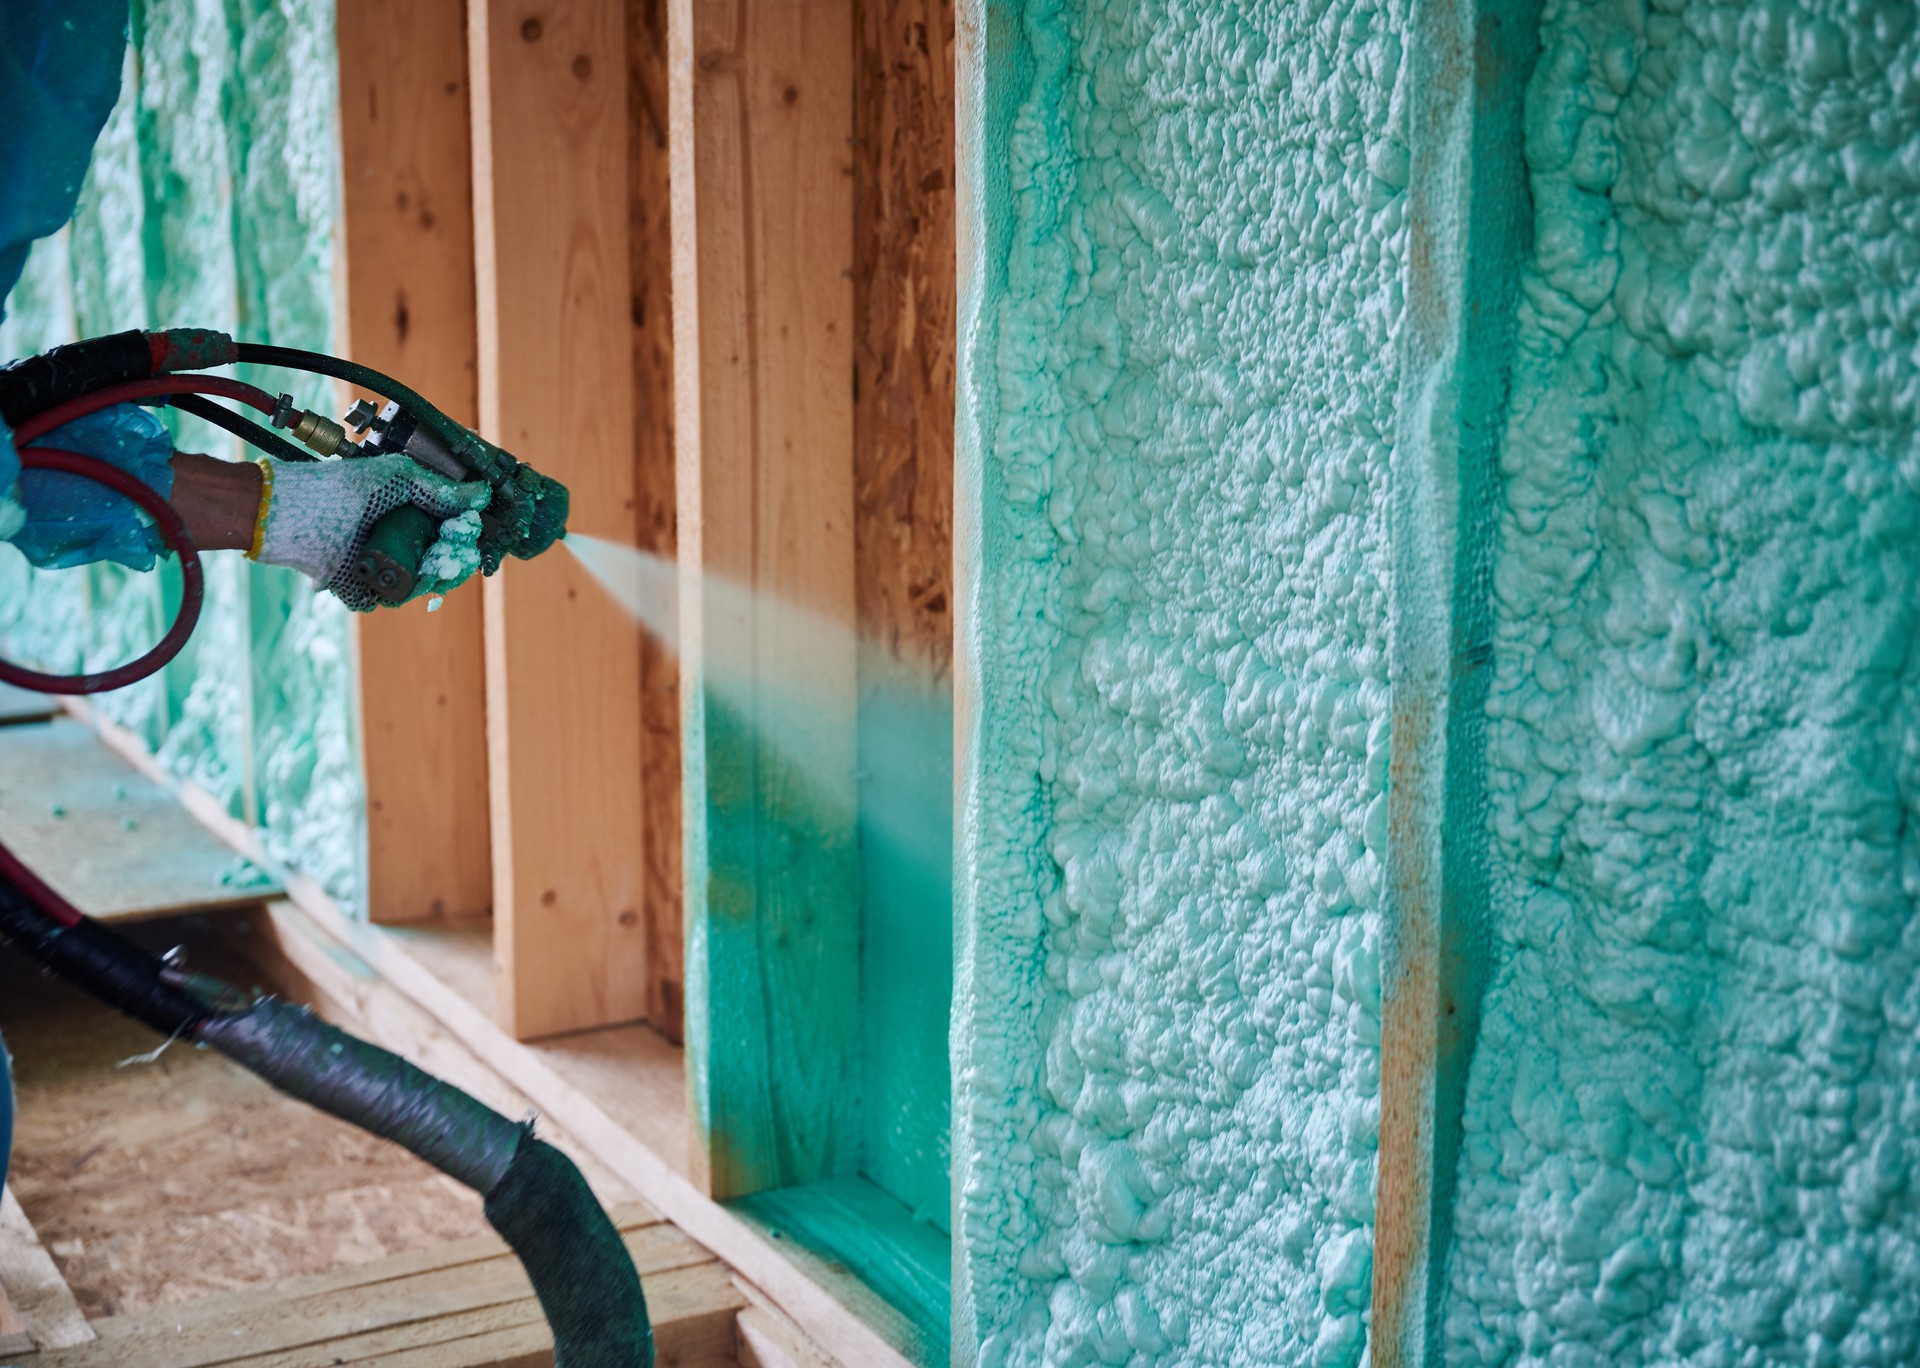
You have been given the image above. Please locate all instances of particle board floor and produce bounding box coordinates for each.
[0,923,492,1322]
[0,718,281,922]
[0,921,786,1367]
[0,720,837,1368]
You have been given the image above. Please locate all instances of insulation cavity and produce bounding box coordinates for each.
[956,2,1405,1362]
[1446,0,1920,1360]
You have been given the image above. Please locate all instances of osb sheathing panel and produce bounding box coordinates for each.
[854,0,956,672]
[628,0,686,1041]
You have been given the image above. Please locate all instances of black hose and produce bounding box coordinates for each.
[0,866,209,1038]
[157,393,316,464]
[196,1001,524,1193]
[199,1003,654,1365]
[232,343,467,452]
[0,848,654,1366]
[0,330,152,426]
[485,1138,657,1368]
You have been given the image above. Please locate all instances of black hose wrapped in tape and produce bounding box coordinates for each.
[0,875,208,1037]
[197,999,523,1192]
[198,1001,653,1365]
[3,850,651,1363]
[484,1138,655,1368]
[0,329,151,425]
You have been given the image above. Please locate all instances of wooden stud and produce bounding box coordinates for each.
[627,0,686,1041]
[468,0,652,1038]
[850,0,958,1245]
[337,0,494,925]
[668,0,861,1200]
[1372,0,1536,1360]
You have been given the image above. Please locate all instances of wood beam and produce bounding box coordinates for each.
[628,0,686,1041]
[337,0,493,926]
[469,0,651,1039]
[0,1188,93,1351]
[1373,0,1538,1361]
[668,0,860,1199]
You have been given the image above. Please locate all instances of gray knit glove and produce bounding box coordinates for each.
[251,454,492,611]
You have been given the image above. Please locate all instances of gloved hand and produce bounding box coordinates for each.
[251,454,493,612]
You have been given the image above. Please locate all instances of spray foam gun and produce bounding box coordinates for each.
[261,366,569,606]
[1,327,570,607]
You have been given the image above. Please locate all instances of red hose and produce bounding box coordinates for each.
[12,376,277,446]
[0,448,205,697]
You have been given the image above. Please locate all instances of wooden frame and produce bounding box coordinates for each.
[628,0,687,1040]
[337,0,492,926]
[1373,0,1533,1360]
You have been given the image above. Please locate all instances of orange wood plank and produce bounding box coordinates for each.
[337,0,493,924]
[469,0,650,1038]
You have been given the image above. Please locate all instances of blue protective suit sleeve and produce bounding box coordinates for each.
[5,406,177,570]
[0,0,136,554]
[0,1,129,306]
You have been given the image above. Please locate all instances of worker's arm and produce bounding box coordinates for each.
[3,404,492,607]
[168,452,263,551]
[3,417,264,561]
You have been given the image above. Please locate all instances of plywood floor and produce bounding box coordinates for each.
[25,1206,744,1368]
[0,920,490,1320]
[0,719,282,922]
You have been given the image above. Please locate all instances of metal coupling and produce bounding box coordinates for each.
[289,409,348,456]
[272,392,350,456]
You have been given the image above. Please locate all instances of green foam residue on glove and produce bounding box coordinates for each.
[417,509,484,595]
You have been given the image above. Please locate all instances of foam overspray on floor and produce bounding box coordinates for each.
[953,2,1404,1362]
[1445,0,1920,1359]
[0,0,362,904]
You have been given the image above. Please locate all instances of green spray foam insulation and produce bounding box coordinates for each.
[564,532,954,1229]
[953,2,1393,1363]
[950,0,1920,1364]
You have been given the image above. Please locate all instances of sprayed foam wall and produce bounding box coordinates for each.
[955,2,1405,1361]
[1447,0,1920,1359]
[0,0,359,906]
[960,0,1920,1363]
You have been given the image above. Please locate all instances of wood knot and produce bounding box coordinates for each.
[520,16,542,41]
[572,53,592,80]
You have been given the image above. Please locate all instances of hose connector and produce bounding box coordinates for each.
[272,393,349,456]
